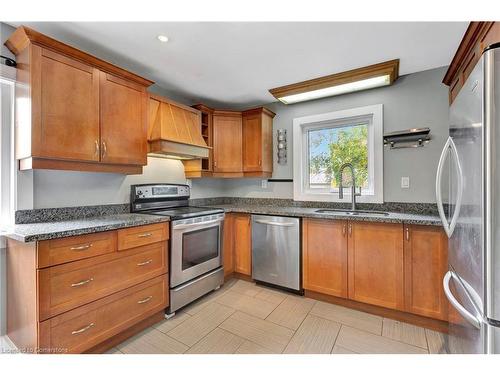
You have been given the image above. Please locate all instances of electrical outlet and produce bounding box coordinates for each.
[261,179,268,189]
[186,179,192,188]
[401,176,410,189]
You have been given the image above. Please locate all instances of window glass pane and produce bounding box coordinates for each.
[308,123,368,190]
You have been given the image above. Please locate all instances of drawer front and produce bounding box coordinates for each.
[39,242,167,320]
[117,223,169,251]
[38,231,116,268]
[39,276,168,354]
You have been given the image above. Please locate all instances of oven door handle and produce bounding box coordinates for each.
[173,218,223,230]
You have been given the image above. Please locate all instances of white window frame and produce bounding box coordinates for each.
[0,64,17,228]
[293,104,383,203]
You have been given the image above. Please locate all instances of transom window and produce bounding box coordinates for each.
[293,105,383,203]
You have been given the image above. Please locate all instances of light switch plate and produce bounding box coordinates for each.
[261,179,268,189]
[401,176,410,189]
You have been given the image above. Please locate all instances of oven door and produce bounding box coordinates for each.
[170,214,224,288]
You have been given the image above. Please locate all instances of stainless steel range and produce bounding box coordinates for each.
[131,184,224,314]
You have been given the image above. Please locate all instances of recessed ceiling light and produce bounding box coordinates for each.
[157,35,169,43]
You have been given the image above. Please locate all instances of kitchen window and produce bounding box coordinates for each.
[293,104,383,203]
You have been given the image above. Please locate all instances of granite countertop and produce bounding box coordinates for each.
[203,204,442,226]
[4,213,170,242]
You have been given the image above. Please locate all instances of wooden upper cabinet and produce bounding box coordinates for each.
[100,72,147,166]
[443,22,500,103]
[33,47,100,162]
[302,218,348,298]
[233,213,251,275]
[348,221,404,310]
[404,225,448,321]
[5,26,153,174]
[212,111,243,176]
[242,107,275,177]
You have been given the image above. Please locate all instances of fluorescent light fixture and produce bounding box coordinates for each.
[269,59,399,105]
[279,75,391,104]
[157,35,169,43]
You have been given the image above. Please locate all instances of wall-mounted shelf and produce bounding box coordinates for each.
[383,127,431,149]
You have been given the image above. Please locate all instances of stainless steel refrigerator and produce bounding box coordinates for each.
[436,43,500,354]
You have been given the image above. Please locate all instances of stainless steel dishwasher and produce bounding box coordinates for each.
[251,214,301,292]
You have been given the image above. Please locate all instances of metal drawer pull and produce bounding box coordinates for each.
[137,296,153,304]
[137,259,153,266]
[70,243,93,251]
[71,278,94,287]
[137,232,153,238]
[71,322,95,335]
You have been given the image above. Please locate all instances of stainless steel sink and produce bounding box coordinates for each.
[315,209,390,216]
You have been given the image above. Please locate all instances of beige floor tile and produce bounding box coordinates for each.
[336,326,428,354]
[217,291,280,319]
[168,303,235,346]
[310,301,383,335]
[118,328,188,354]
[382,318,428,349]
[154,312,190,334]
[182,286,228,316]
[220,311,294,353]
[235,340,275,354]
[254,287,288,305]
[186,328,244,354]
[426,329,448,354]
[283,315,341,354]
[229,280,263,297]
[331,345,358,354]
[105,347,123,354]
[266,295,316,330]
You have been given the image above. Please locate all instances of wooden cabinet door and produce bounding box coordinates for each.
[404,225,448,320]
[100,72,147,166]
[242,113,262,172]
[303,219,348,298]
[223,214,235,277]
[233,213,251,275]
[33,47,99,161]
[212,113,242,173]
[348,221,404,310]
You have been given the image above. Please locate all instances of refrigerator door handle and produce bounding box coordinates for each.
[443,271,482,329]
[436,137,464,238]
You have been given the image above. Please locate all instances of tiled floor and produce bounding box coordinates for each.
[108,278,449,354]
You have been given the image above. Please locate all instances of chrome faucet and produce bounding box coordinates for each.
[338,163,361,210]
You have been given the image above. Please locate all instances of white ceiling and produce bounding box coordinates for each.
[12,22,468,108]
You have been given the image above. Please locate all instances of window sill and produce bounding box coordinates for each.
[293,192,383,204]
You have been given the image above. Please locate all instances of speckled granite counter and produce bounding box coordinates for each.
[4,213,170,242]
[202,204,443,226]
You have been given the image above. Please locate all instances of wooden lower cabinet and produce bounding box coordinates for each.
[403,224,448,320]
[223,213,235,276]
[233,213,252,276]
[348,221,404,310]
[302,218,348,298]
[6,223,170,354]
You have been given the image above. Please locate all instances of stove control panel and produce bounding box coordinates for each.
[132,184,190,200]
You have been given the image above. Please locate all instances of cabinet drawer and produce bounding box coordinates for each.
[117,223,168,251]
[39,276,168,354]
[39,242,167,320]
[38,231,116,268]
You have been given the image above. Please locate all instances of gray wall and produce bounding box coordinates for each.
[0,23,15,60]
[192,66,450,203]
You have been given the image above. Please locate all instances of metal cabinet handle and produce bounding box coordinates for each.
[70,243,93,251]
[443,271,481,329]
[405,227,410,241]
[137,296,153,304]
[258,160,262,166]
[436,136,463,238]
[348,223,352,236]
[137,232,153,238]
[342,224,346,236]
[137,259,153,266]
[71,322,95,335]
[71,278,94,287]
[94,140,100,157]
[102,141,107,159]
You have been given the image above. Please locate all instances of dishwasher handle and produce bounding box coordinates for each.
[254,219,296,227]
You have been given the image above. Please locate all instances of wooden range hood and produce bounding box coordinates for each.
[148,94,210,159]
